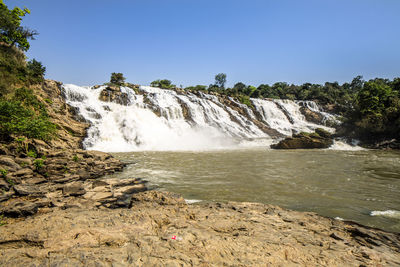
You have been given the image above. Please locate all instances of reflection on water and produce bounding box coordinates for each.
[109,148,400,232]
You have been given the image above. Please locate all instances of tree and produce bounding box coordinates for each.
[27,59,46,80]
[214,73,227,88]
[357,80,393,116]
[110,72,126,86]
[0,0,37,51]
[150,79,175,89]
[185,85,207,92]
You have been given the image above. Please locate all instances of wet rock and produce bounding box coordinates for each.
[300,106,324,124]
[371,139,400,150]
[99,86,130,105]
[271,128,333,149]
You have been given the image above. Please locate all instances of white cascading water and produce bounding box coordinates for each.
[62,84,335,152]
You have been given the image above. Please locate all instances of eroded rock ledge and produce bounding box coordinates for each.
[0,191,399,266]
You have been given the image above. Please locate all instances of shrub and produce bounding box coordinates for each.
[0,100,56,141]
[238,95,253,109]
[27,59,46,83]
[0,169,7,178]
[33,159,44,170]
[27,150,37,158]
[151,79,175,89]
[110,72,126,86]
[185,85,207,92]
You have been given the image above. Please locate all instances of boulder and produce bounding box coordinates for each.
[13,184,44,196]
[1,201,39,217]
[0,156,21,172]
[271,129,333,149]
[98,86,130,105]
[63,182,86,196]
[299,106,324,124]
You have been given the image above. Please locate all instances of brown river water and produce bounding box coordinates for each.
[109,148,400,233]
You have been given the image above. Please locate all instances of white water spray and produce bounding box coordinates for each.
[62,84,335,152]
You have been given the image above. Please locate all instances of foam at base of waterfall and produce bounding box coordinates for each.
[328,140,364,151]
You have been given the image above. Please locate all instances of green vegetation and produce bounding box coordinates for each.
[27,59,46,83]
[340,78,400,143]
[0,168,7,178]
[0,0,37,51]
[184,85,207,92]
[110,72,126,86]
[0,2,55,142]
[27,149,37,158]
[72,155,79,162]
[0,89,56,141]
[214,73,227,89]
[238,95,253,109]
[0,215,6,226]
[6,178,14,186]
[150,79,175,89]
[33,159,44,170]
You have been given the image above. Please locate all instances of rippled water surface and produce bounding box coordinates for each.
[110,148,400,232]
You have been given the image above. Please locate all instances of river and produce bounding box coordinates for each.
[107,147,400,233]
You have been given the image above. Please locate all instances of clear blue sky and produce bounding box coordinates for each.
[9,0,400,87]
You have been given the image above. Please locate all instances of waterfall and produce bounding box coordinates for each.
[62,84,335,152]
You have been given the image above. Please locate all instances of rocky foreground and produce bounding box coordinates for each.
[0,191,399,266]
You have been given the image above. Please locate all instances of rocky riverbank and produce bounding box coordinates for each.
[0,191,399,266]
[0,80,146,217]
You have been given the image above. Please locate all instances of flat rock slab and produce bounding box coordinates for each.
[0,191,399,266]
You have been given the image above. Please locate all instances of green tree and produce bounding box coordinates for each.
[150,79,175,89]
[0,0,37,51]
[214,73,227,88]
[110,72,125,86]
[185,85,207,92]
[27,59,46,81]
[357,80,393,116]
